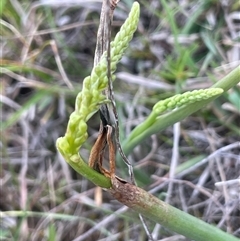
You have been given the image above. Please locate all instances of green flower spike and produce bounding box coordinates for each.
[128,88,224,141]
[110,2,140,73]
[153,88,224,115]
[56,2,140,187]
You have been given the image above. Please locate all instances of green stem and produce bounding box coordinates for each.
[212,66,240,90]
[110,179,239,241]
[67,154,111,188]
[140,194,239,241]
[128,112,157,141]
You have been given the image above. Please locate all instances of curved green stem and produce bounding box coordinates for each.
[67,154,111,188]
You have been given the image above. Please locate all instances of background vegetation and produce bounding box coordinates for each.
[1,0,239,240]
